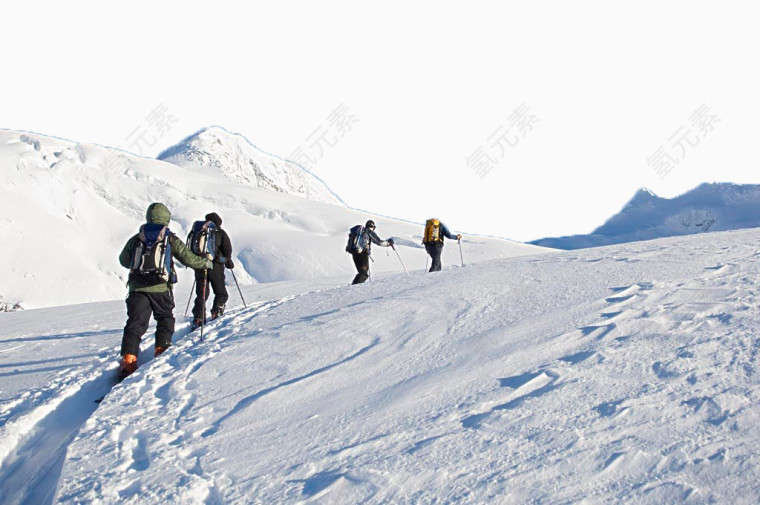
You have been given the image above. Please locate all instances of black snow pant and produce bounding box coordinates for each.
[425,242,444,272]
[192,263,228,321]
[121,290,175,357]
[351,252,370,284]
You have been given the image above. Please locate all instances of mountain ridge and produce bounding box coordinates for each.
[531,182,760,249]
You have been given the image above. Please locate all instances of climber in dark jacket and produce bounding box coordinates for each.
[350,219,393,284]
[192,212,235,327]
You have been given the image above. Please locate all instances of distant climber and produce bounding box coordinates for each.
[345,219,394,284]
[422,218,461,272]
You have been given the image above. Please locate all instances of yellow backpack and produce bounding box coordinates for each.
[423,219,441,244]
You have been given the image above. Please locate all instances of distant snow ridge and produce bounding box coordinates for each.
[158,126,344,206]
[531,183,760,249]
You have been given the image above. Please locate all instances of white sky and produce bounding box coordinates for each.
[3,1,758,242]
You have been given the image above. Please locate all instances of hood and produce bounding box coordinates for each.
[146,203,171,225]
[205,212,222,226]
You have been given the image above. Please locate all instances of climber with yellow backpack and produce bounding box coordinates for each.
[422,218,462,272]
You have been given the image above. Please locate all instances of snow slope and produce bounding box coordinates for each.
[0,129,545,310]
[531,183,760,249]
[157,126,344,206]
[1,228,759,503]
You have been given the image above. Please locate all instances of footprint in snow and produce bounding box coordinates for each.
[129,431,151,472]
[179,447,209,476]
[594,399,629,418]
[117,480,142,500]
[682,397,729,426]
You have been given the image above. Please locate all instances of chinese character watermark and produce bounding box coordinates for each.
[647,103,721,179]
[288,103,359,171]
[104,103,179,171]
[466,103,539,179]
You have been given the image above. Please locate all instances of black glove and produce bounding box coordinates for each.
[225,259,235,269]
[387,238,394,246]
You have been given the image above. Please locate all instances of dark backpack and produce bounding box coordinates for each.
[129,224,176,284]
[187,220,219,260]
[346,225,368,254]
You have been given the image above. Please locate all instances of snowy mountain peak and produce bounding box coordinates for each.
[635,187,658,199]
[623,187,661,207]
[158,126,344,206]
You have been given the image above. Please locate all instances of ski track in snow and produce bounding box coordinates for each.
[56,296,300,503]
[0,331,121,504]
[0,293,298,504]
[2,230,760,503]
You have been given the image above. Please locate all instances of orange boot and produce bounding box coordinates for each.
[119,354,138,378]
[154,345,168,357]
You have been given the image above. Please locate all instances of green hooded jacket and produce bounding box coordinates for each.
[119,203,212,293]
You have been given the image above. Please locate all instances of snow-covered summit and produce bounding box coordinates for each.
[158,126,343,206]
[624,187,661,207]
[531,182,760,249]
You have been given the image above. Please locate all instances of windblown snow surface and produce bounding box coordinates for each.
[0,129,542,310]
[1,228,759,504]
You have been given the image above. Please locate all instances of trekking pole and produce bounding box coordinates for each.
[392,245,410,276]
[184,280,195,317]
[458,238,465,267]
[425,254,429,273]
[230,270,247,308]
[200,268,207,341]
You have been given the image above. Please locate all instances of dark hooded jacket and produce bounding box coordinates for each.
[204,212,233,265]
[119,203,211,292]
